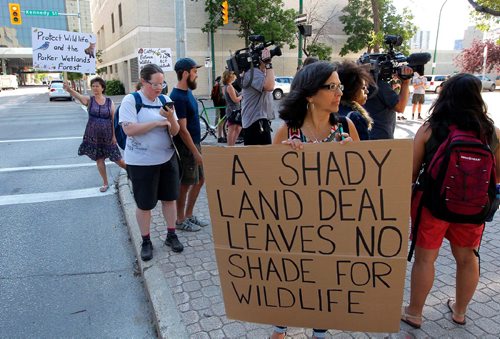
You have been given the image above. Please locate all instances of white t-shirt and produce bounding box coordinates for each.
[412,75,426,95]
[119,91,178,166]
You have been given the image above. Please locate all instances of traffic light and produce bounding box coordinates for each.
[8,3,22,25]
[221,0,228,25]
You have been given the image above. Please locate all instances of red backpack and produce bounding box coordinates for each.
[423,126,496,223]
[408,125,496,261]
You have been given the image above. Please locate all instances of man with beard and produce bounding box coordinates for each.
[170,58,209,232]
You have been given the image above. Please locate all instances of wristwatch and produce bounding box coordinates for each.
[265,63,273,70]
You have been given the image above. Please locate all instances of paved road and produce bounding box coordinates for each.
[0,86,155,337]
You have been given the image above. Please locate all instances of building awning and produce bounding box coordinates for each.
[0,47,33,58]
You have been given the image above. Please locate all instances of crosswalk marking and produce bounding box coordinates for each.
[0,136,82,143]
[0,162,115,173]
[0,186,117,206]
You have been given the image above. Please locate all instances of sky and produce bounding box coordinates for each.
[394,0,475,50]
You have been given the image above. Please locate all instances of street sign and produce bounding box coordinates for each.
[25,9,59,16]
[295,13,307,25]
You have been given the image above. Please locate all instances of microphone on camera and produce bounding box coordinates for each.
[406,53,432,66]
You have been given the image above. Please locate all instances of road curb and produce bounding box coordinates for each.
[117,172,189,339]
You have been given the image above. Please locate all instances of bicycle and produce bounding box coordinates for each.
[198,98,227,143]
[198,98,243,144]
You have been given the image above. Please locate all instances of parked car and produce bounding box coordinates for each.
[49,82,72,101]
[273,76,293,100]
[474,75,496,92]
[425,74,448,93]
[496,75,500,87]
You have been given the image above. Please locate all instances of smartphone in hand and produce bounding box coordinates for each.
[162,101,175,111]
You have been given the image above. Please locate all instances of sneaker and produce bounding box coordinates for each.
[187,215,210,227]
[418,115,423,120]
[165,233,184,252]
[175,219,201,232]
[140,240,153,261]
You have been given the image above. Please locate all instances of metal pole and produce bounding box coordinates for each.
[297,0,303,69]
[175,0,187,59]
[77,0,82,33]
[76,0,87,94]
[431,0,447,75]
[211,30,215,86]
[482,45,487,78]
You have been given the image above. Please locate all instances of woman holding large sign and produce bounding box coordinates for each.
[271,61,359,338]
[64,77,126,192]
[274,61,359,148]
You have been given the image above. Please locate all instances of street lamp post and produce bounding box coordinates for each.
[431,0,448,75]
[297,0,303,69]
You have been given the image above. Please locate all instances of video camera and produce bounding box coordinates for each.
[358,35,431,82]
[226,35,282,74]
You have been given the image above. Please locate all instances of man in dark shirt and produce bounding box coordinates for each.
[170,58,209,232]
[364,65,412,140]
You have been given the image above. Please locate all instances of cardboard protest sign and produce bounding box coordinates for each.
[203,140,412,333]
[137,48,173,72]
[32,28,96,74]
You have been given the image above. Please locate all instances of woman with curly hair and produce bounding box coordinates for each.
[336,60,374,140]
[401,73,500,329]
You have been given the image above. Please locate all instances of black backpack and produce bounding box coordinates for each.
[114,92,167,150]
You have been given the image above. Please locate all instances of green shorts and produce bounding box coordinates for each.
[176,141,204,185]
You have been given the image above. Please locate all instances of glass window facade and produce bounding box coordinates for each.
[0,0,68,47]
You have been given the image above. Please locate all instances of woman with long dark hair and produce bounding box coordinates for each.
[274,61,359,149]
[271,61,358,339]
[401,73,500,328]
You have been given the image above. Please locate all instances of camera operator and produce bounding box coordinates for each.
[241,48,275,145]
[364,64,413,140]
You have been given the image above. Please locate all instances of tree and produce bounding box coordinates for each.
[467,0,500,33]
[306,42,332,61]
[454,39,500,73]
[301,0,339,60]
[202,0,298,48]
[468,0,500,16]
[339,0,417,56]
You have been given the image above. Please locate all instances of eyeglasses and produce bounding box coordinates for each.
[146,80,167,89]
[320,83,344,92]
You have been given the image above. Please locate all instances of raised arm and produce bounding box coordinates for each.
[63,82,90,106]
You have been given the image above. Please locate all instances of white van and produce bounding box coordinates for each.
[0,75,19,90]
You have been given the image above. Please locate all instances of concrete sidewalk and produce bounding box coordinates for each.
[117,119,500,338]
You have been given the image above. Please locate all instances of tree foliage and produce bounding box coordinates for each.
[301,0,339,60]
[467,0,500,33]
[306,42,332,61]
[67,72,83,81]
[454,39,500,73]
[339,0,417,56]
[202,0,298,48]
